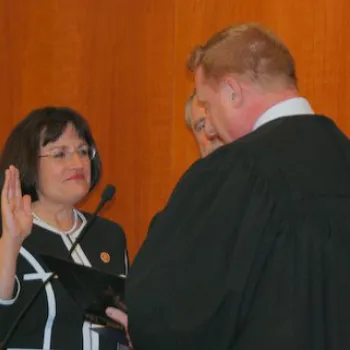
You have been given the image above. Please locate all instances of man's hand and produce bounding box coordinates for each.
[106,307,133,348]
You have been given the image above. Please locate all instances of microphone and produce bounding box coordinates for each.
[68,184,116,257]
[0,184,116,349]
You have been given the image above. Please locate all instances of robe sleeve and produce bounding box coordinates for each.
[126,149,281,349]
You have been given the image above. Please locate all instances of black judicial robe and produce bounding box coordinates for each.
[0,213,127,350]
[126,115,350,350]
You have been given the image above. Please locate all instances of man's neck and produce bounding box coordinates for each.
[251,89,300,123]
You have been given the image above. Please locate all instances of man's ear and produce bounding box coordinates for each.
[222,76,243,108]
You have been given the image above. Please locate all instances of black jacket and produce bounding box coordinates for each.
[0,212,128,350]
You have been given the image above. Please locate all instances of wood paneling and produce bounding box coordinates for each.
[1,0,349,258]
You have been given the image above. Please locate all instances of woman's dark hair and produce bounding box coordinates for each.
[0,106,102,201]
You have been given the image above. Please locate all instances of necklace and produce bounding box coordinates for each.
[32,208,79,235]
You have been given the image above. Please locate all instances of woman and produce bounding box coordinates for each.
[0,107,128,350]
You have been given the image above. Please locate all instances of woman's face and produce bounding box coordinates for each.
[36,123,93,207]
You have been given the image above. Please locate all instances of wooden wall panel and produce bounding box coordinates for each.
[0,0,175,259]
[0,0,350,259]
[174,0,350,145]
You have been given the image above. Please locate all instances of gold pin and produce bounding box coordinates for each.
[100,252,111,263]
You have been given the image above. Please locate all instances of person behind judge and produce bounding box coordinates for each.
[185,91,224,157]
[107,23,350,349]
[0,107,128,350]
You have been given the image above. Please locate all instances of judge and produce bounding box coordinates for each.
[108,23,350,349]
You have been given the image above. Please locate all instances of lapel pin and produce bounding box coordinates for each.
[100,252,111,263]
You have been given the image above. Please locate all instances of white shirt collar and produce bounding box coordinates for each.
[33,209,87,237]
[253,97,314,130]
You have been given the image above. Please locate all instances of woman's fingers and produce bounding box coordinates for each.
[22,195,32,218]
[1,169,10,209]
[1,166,32,239]
[11,166,21,209]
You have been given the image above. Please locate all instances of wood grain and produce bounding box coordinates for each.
[0,0,349,258]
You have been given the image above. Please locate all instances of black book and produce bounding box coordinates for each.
[39,254,129,346]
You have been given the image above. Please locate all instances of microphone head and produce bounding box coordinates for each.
[101,184,116,202]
